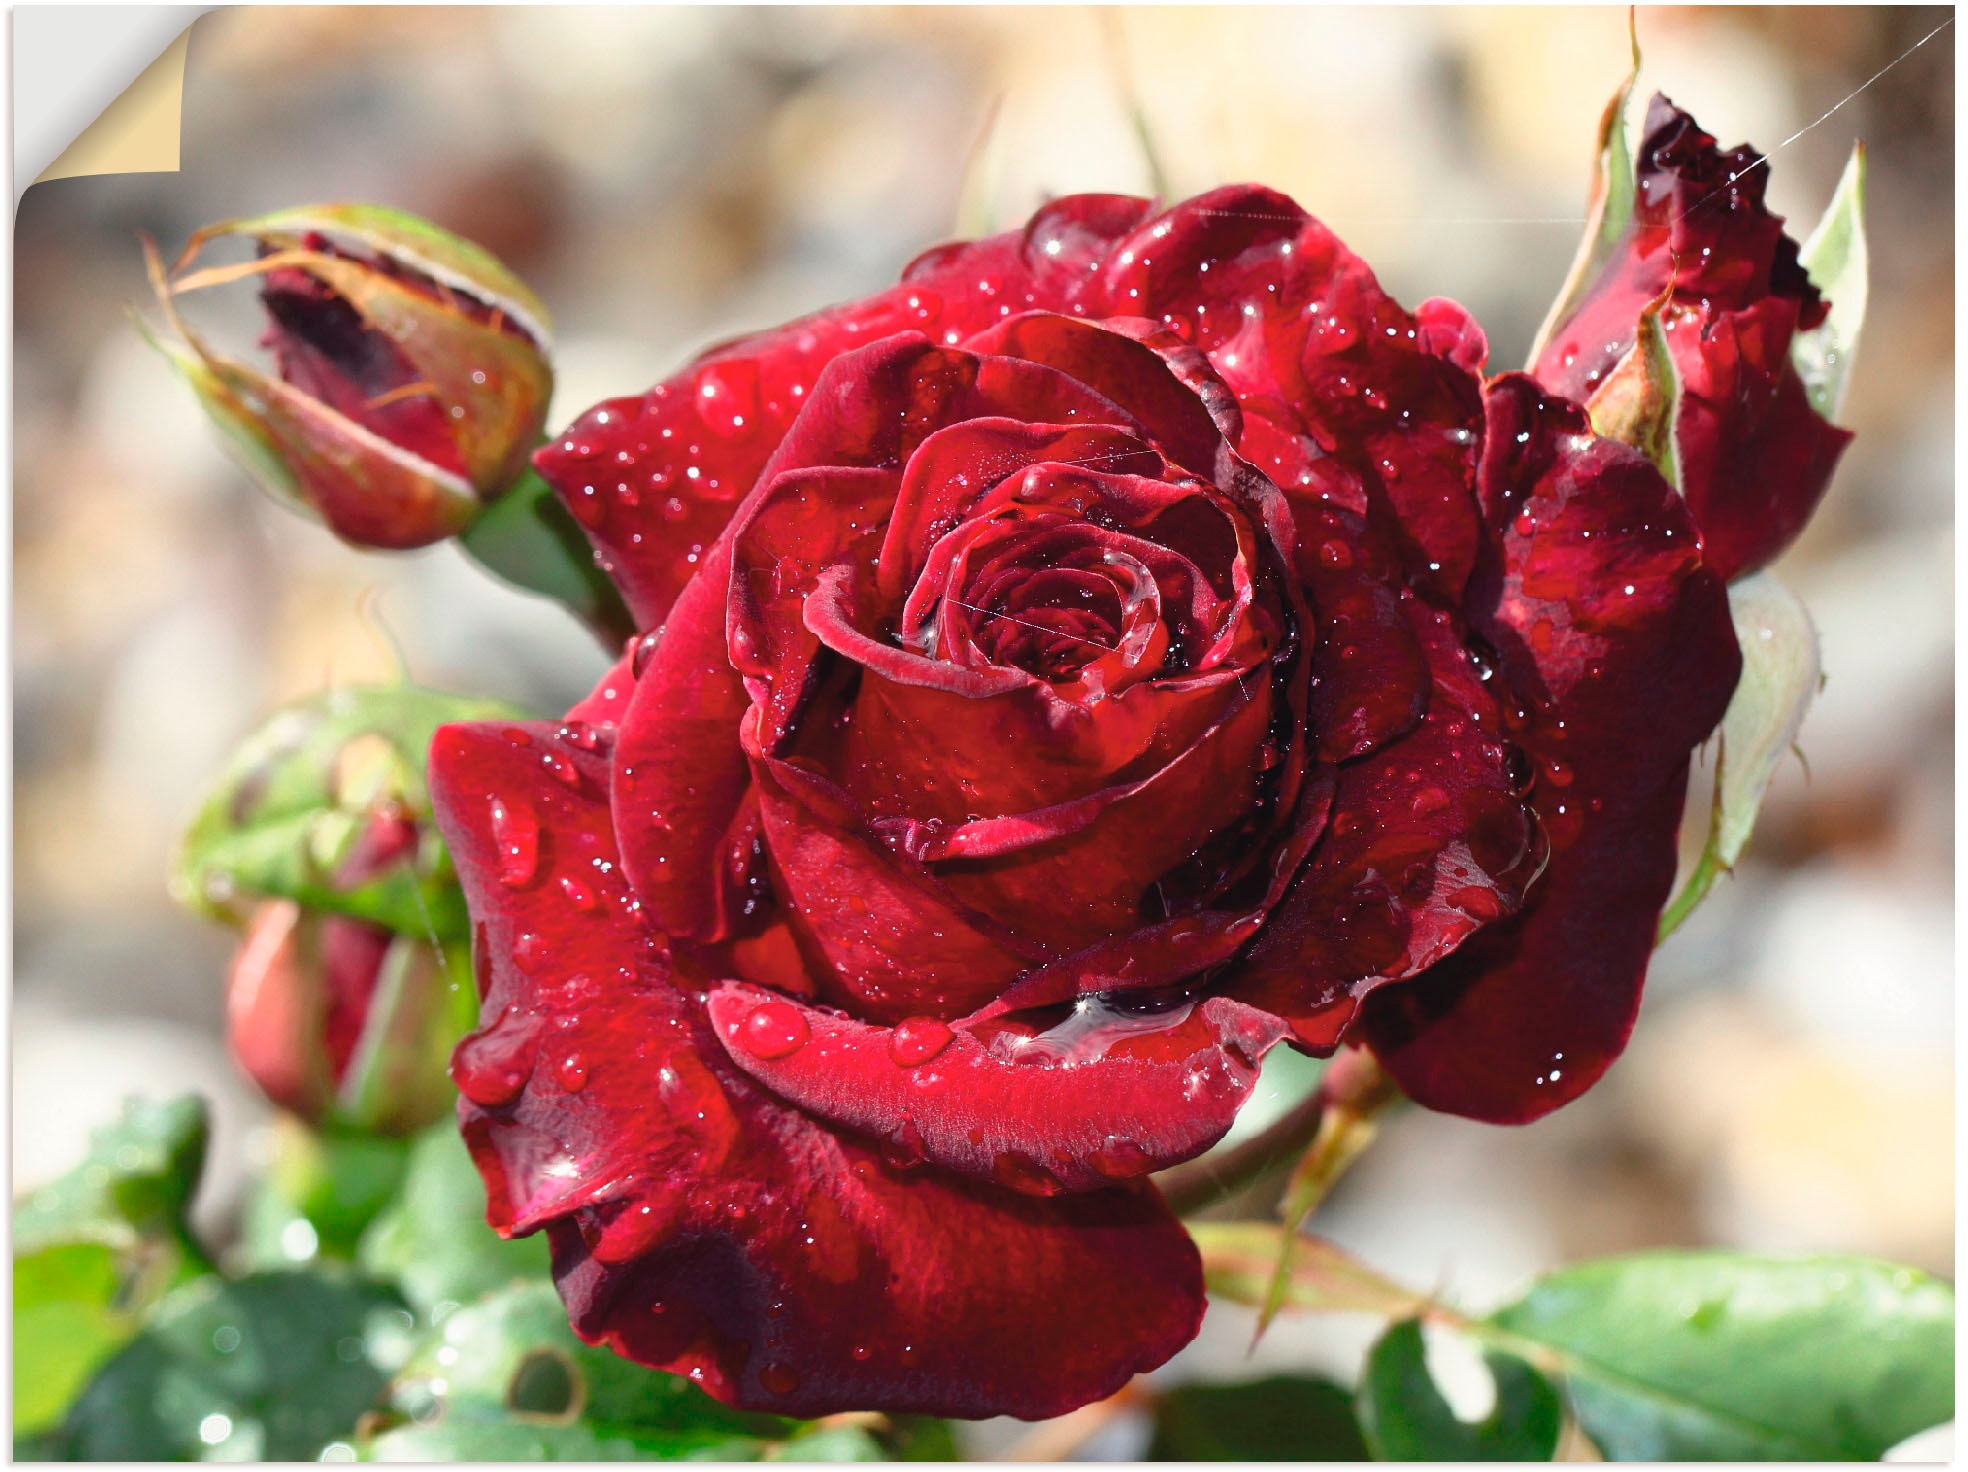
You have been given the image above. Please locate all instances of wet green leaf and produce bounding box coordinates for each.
[12,1096,215,1436]
[357,1121,551,1320]
[459,465,636,644]
[14,1095,209,1259]
[44,1269,410,1461]
[173,684,525,941]
[1149,1374,1369,1460]
[1486,1252,1954,1459]
[360,1282,787,1462]
[1358,1318,1560,1461]
[1792,144,1868,421]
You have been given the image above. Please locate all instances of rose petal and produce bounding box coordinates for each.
[747,741,1043,1021]
[706,982,1288,1194]
[1233,590,1543,1043]
[534,204,1151,626]
[1357,377,1740,1120]
[1532,95,1846,580]
[428,717,1203,1420]
[611,538,754,942]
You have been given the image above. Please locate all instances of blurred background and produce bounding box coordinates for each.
[13,5,1952,1451]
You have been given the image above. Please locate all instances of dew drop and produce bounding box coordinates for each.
[559,875,598,910]
[1089,1137,1154,1179]
[735,1000,809,1060]
[488,796,540,886]
[556,1053,589,1093]
[758,1362,801,1396]
[888,1016,953,1067]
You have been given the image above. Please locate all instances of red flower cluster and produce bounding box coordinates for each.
[429,102,1839,1419]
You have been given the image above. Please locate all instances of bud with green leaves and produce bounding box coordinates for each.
[176,684,524,1134]
[139,204,553,549]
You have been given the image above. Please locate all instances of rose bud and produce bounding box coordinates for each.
[428,186,1761,1420]
[1531,95,1854,581]
[226,900,473,1137]
[140,204,553,549]
[219,793,476,1137]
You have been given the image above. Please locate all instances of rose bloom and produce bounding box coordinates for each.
[431,118,1834,1417]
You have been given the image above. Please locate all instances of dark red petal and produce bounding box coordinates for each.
[961,313,1232,479]
[1102,186,1486,599]
[261,264,467,478]
[1667,302,1853,581]
[611,539,753,942]
[1232,592,1542,1041]
[707,983,1287,1194]
[1531,95,1844,578]
[534,200,1150,626]
[565,646,638,729]
[1357,377,1740,1121]
[428,719,1202,1420]
[748,742,1043,1021]
[1299,509,1430,763]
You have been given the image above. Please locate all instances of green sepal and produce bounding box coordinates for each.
[191,204,553,350]
[1659,571,1820,940]
[1792,143,1869,421]
[171,683,526,942]
[1586,286,1683,490]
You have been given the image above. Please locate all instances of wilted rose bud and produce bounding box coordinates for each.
[226,898,474,1136]
[1533,95,1856,581]
[140,204,553,549]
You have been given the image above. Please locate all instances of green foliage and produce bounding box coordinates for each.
[1357,1319,1561,1461]
[13,1097,214,1437]
[357,1121,552,1320]
[459,465,636,643]
[1487,1252,1954,1460]
[171,684,525,942]
[33,1270,412,1461]
[358,1282,789,1461]
[1148,1375,1369,1460]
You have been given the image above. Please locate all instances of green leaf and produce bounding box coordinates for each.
[459,466,636,644]
[46,1269,412,1461]
[1659,572,1820,940]
[14,1095,209,1259]
[1486,1252,1954,1460]
[172,684,526,941]
[356,1121,552,1320]
[14,1244,142,1437]
[360,1282,786,1462]
[1792,143,1868,421]
[1359,1318,1560,1461]
[12,1096,216,1436]
[1526,22,1641,368]
[234,1123,420,1270]
[1148,1375,1369,1460]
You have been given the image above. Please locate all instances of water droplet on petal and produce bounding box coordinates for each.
[734,999,808,1059]
[488,797,539,886]
[888,1017,953,1067]
[1089,1137,1154,1179]
[758,1362,801,1396]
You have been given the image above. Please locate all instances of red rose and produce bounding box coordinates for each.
[1532,95,1852,581]
[428,186,1741,1418]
